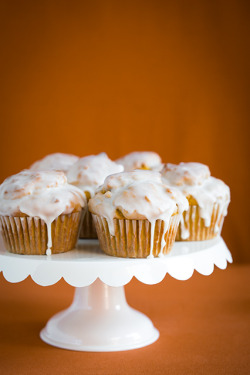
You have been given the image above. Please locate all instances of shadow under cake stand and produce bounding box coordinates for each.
[0,236,232,352]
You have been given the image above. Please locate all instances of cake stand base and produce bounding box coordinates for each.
[40,279,159,352]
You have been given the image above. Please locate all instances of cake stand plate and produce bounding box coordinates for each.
[0,236,232,352]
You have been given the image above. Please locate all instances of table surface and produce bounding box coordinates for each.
[0,263,249,375]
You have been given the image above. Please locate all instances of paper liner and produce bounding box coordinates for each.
[79,209,97,239]
[92,214,180,258]
[0,211,82,255]
[176,204,224,241]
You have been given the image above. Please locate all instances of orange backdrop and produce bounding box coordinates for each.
[0,0,249,261]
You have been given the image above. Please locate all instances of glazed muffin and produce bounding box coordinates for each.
[30,153,79,173]
[116,152,162,171]
[67,153,124,238]
[161,162,230,241]
[0,170,85,255]
[88,170,188,258]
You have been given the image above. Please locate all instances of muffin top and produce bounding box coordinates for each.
[67,153,124,197]
[116,152,162,171]
[89,170,188,236]
[161,162,230,226]
[0,170,85,221]
[30,153,79,173]
[162,162,210,186]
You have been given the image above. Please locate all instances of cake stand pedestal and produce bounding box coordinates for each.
[40,279,159,351]
[0,236,232,352]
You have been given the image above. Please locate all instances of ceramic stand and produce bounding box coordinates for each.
[40,279,159,351]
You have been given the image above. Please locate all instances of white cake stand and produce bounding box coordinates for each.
[0,236,232,352]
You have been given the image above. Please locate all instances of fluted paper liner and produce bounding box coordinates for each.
[176,204,224,241]
[0,211,83,255]
[92,214,180,258]
[79,208,97,239]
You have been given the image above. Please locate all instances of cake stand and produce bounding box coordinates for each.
[0,236,232,352]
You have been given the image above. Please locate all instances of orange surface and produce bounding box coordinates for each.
[0,265,249,375]
[0,1,249,262]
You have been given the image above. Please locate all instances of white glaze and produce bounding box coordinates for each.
[0,170,85,254]
[162,162,210,186]
[116,152,162,172]
[89,170,188,257]
[179,215,189,240]
[30,153,79,173]
[161,162,230,239]
[67,153,124,197]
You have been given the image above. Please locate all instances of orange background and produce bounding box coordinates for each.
[0,0,249,262]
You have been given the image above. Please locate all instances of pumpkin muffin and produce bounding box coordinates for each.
[89,170,188,258]
[67,153,123,238]
[116,152,162,171]
[30,152,79,173]
[0,170,85,255]
[161,162,230,241]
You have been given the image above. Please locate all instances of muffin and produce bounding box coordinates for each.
[116,151,162,171]
[0,170,85,255]
[67,153,124,238]
[30,152,79,173]
[88,170,188,258]
[161,162,230,241]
